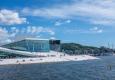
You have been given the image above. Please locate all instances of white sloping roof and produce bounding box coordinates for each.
[24,38,49,41]
[0,47,37,57]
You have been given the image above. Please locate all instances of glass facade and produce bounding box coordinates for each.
[25,40,50,52]
[3,39,50,52]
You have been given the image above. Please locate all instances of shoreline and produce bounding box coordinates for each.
[0,55,99,65]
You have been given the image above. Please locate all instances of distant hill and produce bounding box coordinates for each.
[61,43,114,56]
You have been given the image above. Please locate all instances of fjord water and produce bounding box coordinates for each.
[0,56,115,80]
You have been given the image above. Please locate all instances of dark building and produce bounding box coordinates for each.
[49,40,61,52]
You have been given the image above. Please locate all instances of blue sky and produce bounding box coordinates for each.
[0,0,115,47]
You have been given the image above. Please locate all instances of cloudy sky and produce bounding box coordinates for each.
[0,0,115,47]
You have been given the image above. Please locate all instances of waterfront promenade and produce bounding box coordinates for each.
[0,55,98,65]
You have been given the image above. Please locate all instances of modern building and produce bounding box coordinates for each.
[0,38,61,58]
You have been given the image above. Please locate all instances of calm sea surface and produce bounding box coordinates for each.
[1,56,115,80]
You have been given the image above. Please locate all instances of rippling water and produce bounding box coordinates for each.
[1,56,115,80]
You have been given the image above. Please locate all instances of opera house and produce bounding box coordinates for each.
[0,38,61,58]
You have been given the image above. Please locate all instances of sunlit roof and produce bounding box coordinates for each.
[24,38,49,41]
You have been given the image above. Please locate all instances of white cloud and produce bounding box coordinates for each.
[10,27,20,37]
[10,26,55,36]
[90,19,114,25]
[27,26,55,35]
[55,21,62,26]
[66,27,103,34]
[0,28,9,39]
[90,27,103,33]
[0,9,26,25]
[13,26,55,41]
[90,27,98,31]
[4,39,12,43]
[11,27,17,30]
[0,26,56,45]
[22,0,115,25]
[97,29,103,33]
[46,29,55,35]
[10,33,17,37]
[50,37,56,40]
[54,19,71,26]
[0,27,12,45]
[65,20,71,23]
